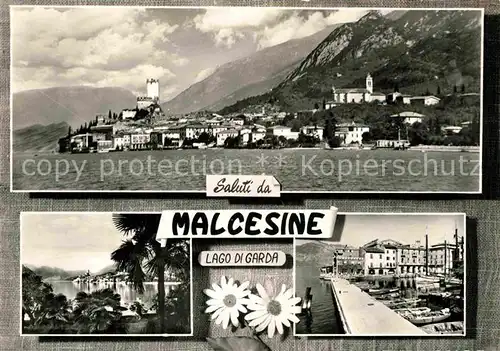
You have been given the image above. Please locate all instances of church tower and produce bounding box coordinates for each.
[366,74,373,94]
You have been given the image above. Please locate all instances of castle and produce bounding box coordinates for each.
[137,78,160,109]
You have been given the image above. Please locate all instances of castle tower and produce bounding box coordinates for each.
[146,78,160,102]
[366,74,373,94]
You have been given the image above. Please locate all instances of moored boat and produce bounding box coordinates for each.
[382,298,422,309]
[399,308,451,325]
[368,287,399,296]
[420,321,464,335]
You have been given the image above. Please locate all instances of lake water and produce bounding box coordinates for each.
[13,149,479,191]
[295,266,343,335]
[49,281,176,306]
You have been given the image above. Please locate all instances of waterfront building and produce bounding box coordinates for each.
[70,133,92,151]
[428,243,458,275]
[362,239,401,276]
[130,133,150,150]
[442,126,463,135]
[335,122,370,145]
[184,124,213,139]
[97,139,113,152]
[398,242,426,274]
[333,245,364,275]
[267,125,299,140]
[217,129,239,146]
[113,134,124,149]
[301,125,324,140]
[250,130,266,143]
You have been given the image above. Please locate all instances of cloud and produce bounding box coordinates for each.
[193,8,285,48]
[12,8,179,71]
[256,10,369,49]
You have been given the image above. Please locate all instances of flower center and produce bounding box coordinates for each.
[223,294,236,308]
[267,300,282,316]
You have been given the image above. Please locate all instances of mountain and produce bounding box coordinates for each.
[295,241,345,265]
[13,86,136,130]
[220,10,482,113]
[163,26,337,114]
[24,265,88,281]
[13,122,69,153]
[95,264,117,276]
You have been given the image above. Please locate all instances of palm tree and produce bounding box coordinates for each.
[110,213,189,333]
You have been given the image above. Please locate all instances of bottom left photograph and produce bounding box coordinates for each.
[20,212,192,336]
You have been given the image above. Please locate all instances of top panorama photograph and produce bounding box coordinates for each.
[10,6,483,193]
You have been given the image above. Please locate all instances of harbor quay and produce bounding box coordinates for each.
[330,278,426,335]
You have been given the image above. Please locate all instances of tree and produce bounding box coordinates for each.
[322,98,326,110]
[67,126,72,137]
[108,110,112,121]
[437,85,441,96]
[314,102,320,110]
[394,82,400,93]
[111,214,190,333]
[453,85,458,94]
[461,84,465,94]
[72,289,126,334]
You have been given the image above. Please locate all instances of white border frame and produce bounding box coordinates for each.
[19,211,194,337]
[292,212,467,337]
[9,6,484,194]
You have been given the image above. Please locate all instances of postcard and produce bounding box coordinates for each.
[10,6,483,193]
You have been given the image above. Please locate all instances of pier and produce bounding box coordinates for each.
[330,278,427,335]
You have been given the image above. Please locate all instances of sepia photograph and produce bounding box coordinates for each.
[20,212,192,336]
[11,6,483,193]
[294,213,466,336]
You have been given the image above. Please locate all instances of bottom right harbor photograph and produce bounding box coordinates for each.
[294,213,466,337]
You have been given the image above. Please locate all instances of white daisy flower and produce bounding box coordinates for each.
[245,283,302,338]
[203,276,251,329]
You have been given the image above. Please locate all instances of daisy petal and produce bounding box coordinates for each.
[288,314,300,324]
[246,309,268,321]
[215,309,226,325]
[230,308,239,327]
[276,318,284,335]
[206,298,223,306]
[286,297,302,306]
[267,317,276,338]
[248,312,271,327]
[205,305,221,313]
[211,307,223,321]
[289,306,302,314]
[221,276,227,289]
[228,277,234,288]
[222,309,230,329]
[236,303,247,313]
[212,283,223,294]
[282,288,294,300]
[280,314,291,328]
[256,283,269,302]
[255,315,271,332]
[204,289,219,299]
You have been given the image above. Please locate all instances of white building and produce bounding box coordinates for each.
[301,126,324,140]
[130,133,150,150]
[332,74,386,104]
[268,126,299,140]
[390,111,425,125]
[217,129,239,146]
[335,123,370,145]
[113,135,124,149]
[409,95,440,106]
[362,239,401,276]
[137,97,156,110]
[442,126,463,135]
[428,243,457,275]
[251,131,266,143]
[122,109,136,120]
[184,124,212,139]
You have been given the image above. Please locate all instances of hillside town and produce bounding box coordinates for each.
[58,76,480,154]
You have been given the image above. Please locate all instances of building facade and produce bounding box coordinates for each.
[335,123,370,145]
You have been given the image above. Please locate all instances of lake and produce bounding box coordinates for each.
[13,149,480,192]
[295,266,343,335]
[49,281,177,307]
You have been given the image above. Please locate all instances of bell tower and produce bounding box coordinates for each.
[366,74,373,94]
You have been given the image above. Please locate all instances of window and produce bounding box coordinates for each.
[370,254,373,259]
[379,254,382,259]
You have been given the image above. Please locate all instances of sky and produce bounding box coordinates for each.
[11,6,387,101]
[297,214,465,248]
[22,213,122,272]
